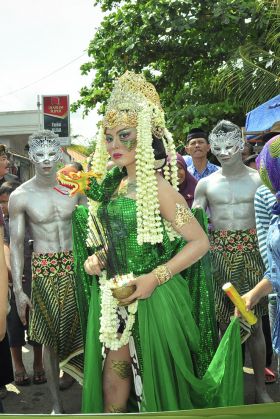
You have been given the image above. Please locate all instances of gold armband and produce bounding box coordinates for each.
[174,203,194,229]
[153,264,172,285]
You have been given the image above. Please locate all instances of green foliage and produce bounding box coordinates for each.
[73,0,261,145]
[215,0,280,111]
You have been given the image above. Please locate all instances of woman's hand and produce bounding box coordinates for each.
[234,278,272,317]
[234,289,259,317]
[119,272,158,305]
[84,254,102,276]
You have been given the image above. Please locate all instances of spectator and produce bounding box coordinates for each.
[0,207,13,409]
[176,154,197,208]
[255,183,277,383]
[0,182,46,386]
[244,154,258,170]
[184,128,219,180]
[242,142,254,162]
[0,145,18,187]
[241,135,280,382]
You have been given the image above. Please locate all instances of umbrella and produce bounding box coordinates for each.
[245,94,280,141]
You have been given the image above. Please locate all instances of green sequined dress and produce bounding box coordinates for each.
[72,167,243,413]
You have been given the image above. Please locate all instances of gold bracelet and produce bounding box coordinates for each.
[153,264,172,285]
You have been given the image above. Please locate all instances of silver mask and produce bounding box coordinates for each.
[29,137,62,163]
[209,130,244,158]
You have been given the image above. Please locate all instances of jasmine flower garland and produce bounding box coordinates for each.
[90,126,109,183]
[99,271,138,351]
[135,108,163,245]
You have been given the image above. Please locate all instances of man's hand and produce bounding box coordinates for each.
[14,290,32,326]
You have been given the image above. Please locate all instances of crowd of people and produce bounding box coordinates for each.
[0,71,279,414]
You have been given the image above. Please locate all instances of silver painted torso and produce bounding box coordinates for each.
[15,178,80,252]
[193,159,262,230]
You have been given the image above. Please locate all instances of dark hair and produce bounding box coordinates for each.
[152,136,167,169]
[68,162,84,171]
[244,154,258,166]
[186,128,208,144]
[243,142,254,155]
[0,144,8,156]
[0,181,21,196]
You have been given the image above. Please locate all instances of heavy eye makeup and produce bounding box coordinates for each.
[105,135,114,143]
[119,129,135,141]
[119,129,137,150]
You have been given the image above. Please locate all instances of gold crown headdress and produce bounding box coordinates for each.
[90,71,179,245]
[103,71,165,139]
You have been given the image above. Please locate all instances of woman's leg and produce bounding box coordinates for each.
[103,343,132,413]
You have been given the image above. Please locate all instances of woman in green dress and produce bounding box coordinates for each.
[71,71,243,413]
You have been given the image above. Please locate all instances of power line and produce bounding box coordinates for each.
[0,52,87,99]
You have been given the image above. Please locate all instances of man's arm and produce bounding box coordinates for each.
[254,188,273,269]
[193,178,208,211]
[9,192,31,325]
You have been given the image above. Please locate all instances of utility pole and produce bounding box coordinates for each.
[37,95,42,130]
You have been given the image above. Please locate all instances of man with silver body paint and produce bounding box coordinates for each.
[193,120,272,403]
[9,130,87,413]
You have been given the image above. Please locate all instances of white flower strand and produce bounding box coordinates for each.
[90,125,109,183]
[135,108,163,245]
[161,129,180,241]
[99,271,138,351]
[164,128,179,190]
[86,126,109,248]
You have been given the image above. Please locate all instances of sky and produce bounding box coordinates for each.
[0,0,104,144]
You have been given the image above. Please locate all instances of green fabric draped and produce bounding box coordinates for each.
[82,278,243,412]
[72,205,91,343]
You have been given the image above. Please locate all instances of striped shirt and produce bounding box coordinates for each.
[254,185,276,269]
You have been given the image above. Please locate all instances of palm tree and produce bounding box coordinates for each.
[215,0,280,111]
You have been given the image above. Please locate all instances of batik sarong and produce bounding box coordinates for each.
[29,251,83,383]
[210,229,268,325]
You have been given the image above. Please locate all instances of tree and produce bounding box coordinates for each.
[73,0,261,147]
[215,0,280,111]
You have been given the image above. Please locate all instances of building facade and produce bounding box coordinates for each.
[0,110,39,182]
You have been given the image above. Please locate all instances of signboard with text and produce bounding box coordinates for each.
[42,95,70,145]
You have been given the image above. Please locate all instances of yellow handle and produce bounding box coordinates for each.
[222,282,257,326]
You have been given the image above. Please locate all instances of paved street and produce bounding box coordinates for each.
[2,343,280,414]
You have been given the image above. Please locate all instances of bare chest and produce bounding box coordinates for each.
[25,190,77,224]
[206,176,258,206]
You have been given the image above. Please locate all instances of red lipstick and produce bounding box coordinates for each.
[112,153,123,159]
